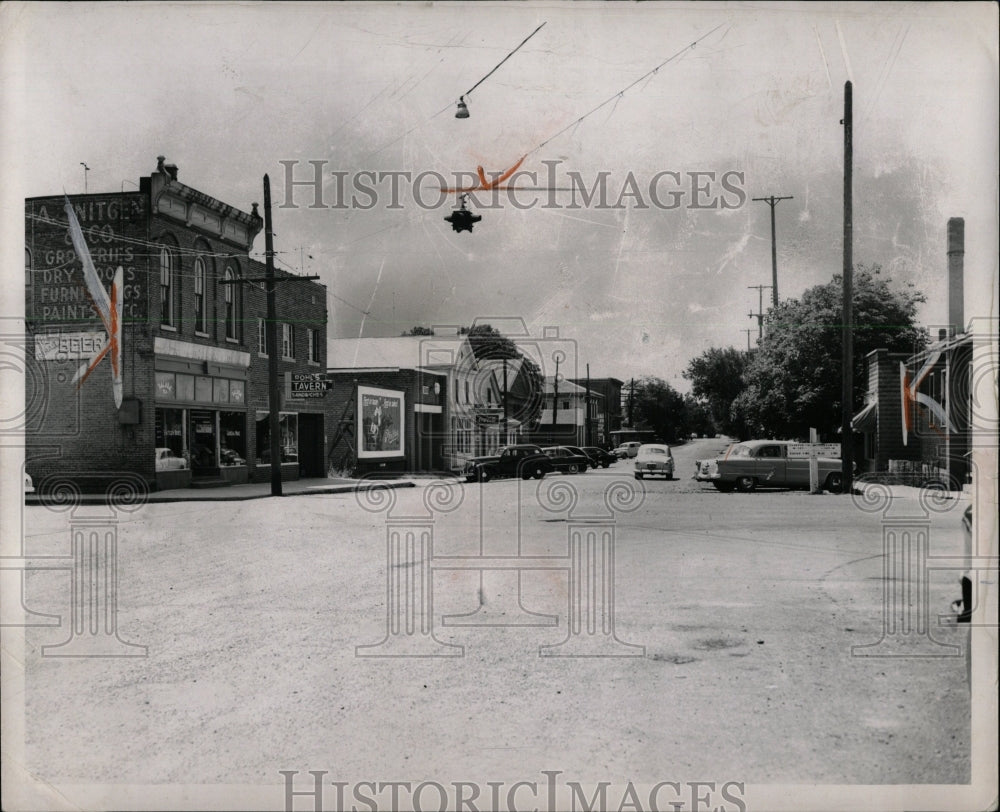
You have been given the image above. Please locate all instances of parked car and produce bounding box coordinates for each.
[463,444,553,482]
[695,440,844,492]
[633,443,675,480]
[220,448,245,467]
[563,445,599,469]
[582,446,616,468]
[540,446,591,474]
[155,447,188,472]
[613,441,642,459]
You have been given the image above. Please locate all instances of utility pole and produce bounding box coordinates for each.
[627,377,634,428]
[752,195,793,307]
[585,363,591,447]
[502,357,508,444]
[742,329,753,352]
[219,175,319,497]
[840,81,854,493]
[264,176,283,497]
[747,284,772,341]
[552,355,560,437]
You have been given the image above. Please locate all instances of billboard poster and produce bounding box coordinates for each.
[358,385,404,459]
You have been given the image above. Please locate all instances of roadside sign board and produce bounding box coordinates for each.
[788,442,841,459]
[285,372,329,400]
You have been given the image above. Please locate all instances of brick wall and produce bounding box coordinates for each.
[25,192,157,491]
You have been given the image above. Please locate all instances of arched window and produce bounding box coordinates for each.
[194,257,207,334]
[224,264,241,341]
[159,243,177,327]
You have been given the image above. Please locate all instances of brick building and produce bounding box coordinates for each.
[852,217,976,489]
[24,156,330,491]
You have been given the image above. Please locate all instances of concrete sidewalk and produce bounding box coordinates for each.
[23,475,441,505]
[853,480,973,504]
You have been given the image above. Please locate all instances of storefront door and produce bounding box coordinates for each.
[189,409,218,474]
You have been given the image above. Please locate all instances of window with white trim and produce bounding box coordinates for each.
[307,328,321,364]
[194,257,207,334]
[258,318,270,356]
[282,323,295,360]
[160,245,175,327]
[224,265,240,341]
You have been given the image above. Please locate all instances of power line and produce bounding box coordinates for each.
[527,23,727,157]
[458,21,546,108]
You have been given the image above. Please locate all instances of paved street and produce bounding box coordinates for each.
[16,438,971,800]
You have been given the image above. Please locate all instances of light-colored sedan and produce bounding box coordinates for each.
[634,443,675,480]
[155,447,188,471]
[613,441,642,459]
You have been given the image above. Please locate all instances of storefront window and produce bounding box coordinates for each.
[155,408,186,470]
[256,411,298,465]
[220,412,246,466]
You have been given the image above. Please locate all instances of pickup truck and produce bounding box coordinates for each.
[695,440,845,493]
[463,444,554,482]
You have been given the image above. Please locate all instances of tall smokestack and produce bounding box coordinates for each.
[947,217,964,336]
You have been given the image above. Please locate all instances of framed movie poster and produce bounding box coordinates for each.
[357,385,404,459]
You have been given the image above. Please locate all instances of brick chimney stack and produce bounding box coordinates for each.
[947,217,964,336]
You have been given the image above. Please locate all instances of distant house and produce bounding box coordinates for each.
[529,378,603,448]
[570,376,623,447]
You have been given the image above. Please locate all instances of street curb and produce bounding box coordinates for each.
[23,480,417,506]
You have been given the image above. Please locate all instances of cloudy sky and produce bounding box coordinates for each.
[2,1,996,387]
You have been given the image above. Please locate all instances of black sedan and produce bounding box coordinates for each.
[582,446,616,468]
[540,446,591,474]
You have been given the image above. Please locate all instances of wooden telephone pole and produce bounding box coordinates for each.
[840,82,854,493]
[219,174,319,497]
[752,195,793,306]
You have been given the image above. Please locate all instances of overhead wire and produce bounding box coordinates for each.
[458,21,547,102]
[525,22,727,158]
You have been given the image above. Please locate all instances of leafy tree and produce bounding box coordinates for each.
[683,347,750,438]
[683,393,716,437]
[462,324,544,427]
[632,377,687,442]
[401,326,434,336]
[733,266,927,439]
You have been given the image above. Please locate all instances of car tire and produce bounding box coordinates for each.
[602,461,610,468]
[567,463,580,474]
[735,475,757,492]
[712,481,735,492]
[478,467,491,483]
[824,472,844,493]
[634,473,644,480]
[532,466,547,480]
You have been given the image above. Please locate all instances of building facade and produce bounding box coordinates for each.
[326,336,530,474]
[569,376,622,448]
[25,156,330,491]
[852,217,977,489]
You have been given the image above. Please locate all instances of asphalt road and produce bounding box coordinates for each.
[15,438,972,805]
